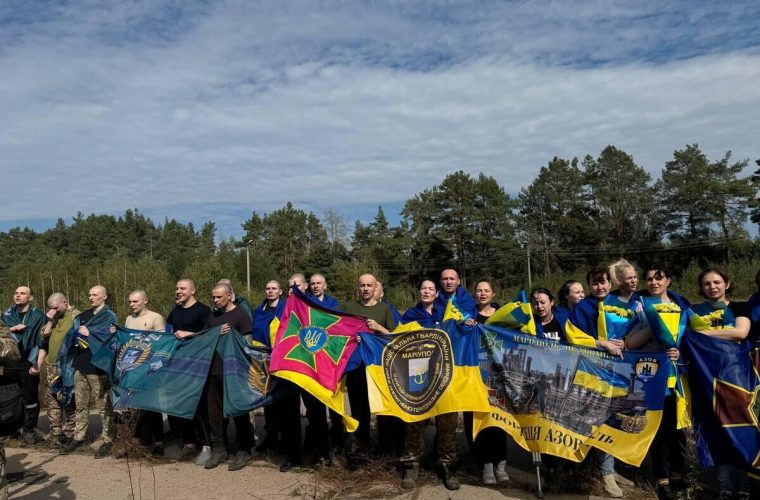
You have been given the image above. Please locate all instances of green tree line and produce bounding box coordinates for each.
[2,144,759,316]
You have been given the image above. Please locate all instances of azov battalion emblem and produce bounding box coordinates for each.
[634,356,660,382]
[383,329,453,415]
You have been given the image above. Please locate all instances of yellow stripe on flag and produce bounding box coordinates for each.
[573,370,628,398]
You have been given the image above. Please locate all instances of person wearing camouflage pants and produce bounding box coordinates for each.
[401,413,460,491]
[37,294,78,447]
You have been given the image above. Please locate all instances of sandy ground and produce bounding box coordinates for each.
[6,446,611,500]
[4,413,643,499]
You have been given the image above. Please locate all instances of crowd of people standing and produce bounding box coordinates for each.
[0,259,758,500]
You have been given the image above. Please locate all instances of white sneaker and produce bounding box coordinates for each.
[495,460,510,482]
[195,445,212,466]
[482,463,497,485]
[603,474,623,498]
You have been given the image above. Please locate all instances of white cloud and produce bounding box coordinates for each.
[1,0,759,235]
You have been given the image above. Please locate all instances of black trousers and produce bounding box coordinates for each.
[265,380,302,463]
[136,411,164,444]
[463,411,508,466]
[15,364,39,432]
[346,368,371,448]
[203,373,254,454]
[651,394,686,480]
[302,390,330,459]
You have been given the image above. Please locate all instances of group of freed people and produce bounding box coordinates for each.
[0,261,758,500]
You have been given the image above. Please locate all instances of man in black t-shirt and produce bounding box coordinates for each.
[167,279,212,463]
[195,283,254,472]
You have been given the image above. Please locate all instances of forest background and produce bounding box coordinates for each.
[4,143,760,319]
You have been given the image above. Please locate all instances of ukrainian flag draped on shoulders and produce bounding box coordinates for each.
[565,295,638,347]
[358,319,489,422]
[393,302,436,332]
[252,298,286,348]
[433,287,477,323]
[269,288,366,431]
[640,290,692,428]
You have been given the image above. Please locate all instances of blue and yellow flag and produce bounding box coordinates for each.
[433,287,477,323]
[393,302,436,333]
[252,298,286,348]
[683,331,760,472]
[358,320,489,422]
[688,301,737,331]
[564,295,637,347]
[474,324,669,465]
[485,290,536,334]
[572,356,629,398]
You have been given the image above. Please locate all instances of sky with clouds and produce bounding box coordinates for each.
[2,0,759,238]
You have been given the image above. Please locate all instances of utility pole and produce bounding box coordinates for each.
[246,241,251,296]
[527,243,533,290]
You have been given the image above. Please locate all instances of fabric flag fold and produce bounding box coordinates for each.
[683,331,760,472]
[474,324,669,465]
[93,326,219,418]
[269,288,365,432]
[2,304,47,363]
[485,290,536,334]
[572,356,629,398]
[218,330,296,417]
[56,305,118,398]
[358,320,489,422]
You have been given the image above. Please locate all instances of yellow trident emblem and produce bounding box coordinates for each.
[299,326,327,353]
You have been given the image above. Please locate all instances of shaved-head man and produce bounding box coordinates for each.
[37,293,79,447]
[252,279,303,472]
[124,289,166,456]
[1,286,48,444]
[201,283,255,472]
[288,273,308,295]
[341,274,397,462]
[166,279,212,463]
[61,285,119,457]
[217,278,253,319]
[308,274,340,309]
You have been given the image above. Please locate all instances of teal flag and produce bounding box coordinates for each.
[2,304,47,362]
[93,326,219,418]
[90,326,287,419]
[56,305,118,398]
[218,331,296,417]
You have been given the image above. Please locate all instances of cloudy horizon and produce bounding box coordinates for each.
[2,0,759,237]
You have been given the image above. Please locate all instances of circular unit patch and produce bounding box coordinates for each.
[382,328,453,416]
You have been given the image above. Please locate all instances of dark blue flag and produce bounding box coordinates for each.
[683,331,760,472]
